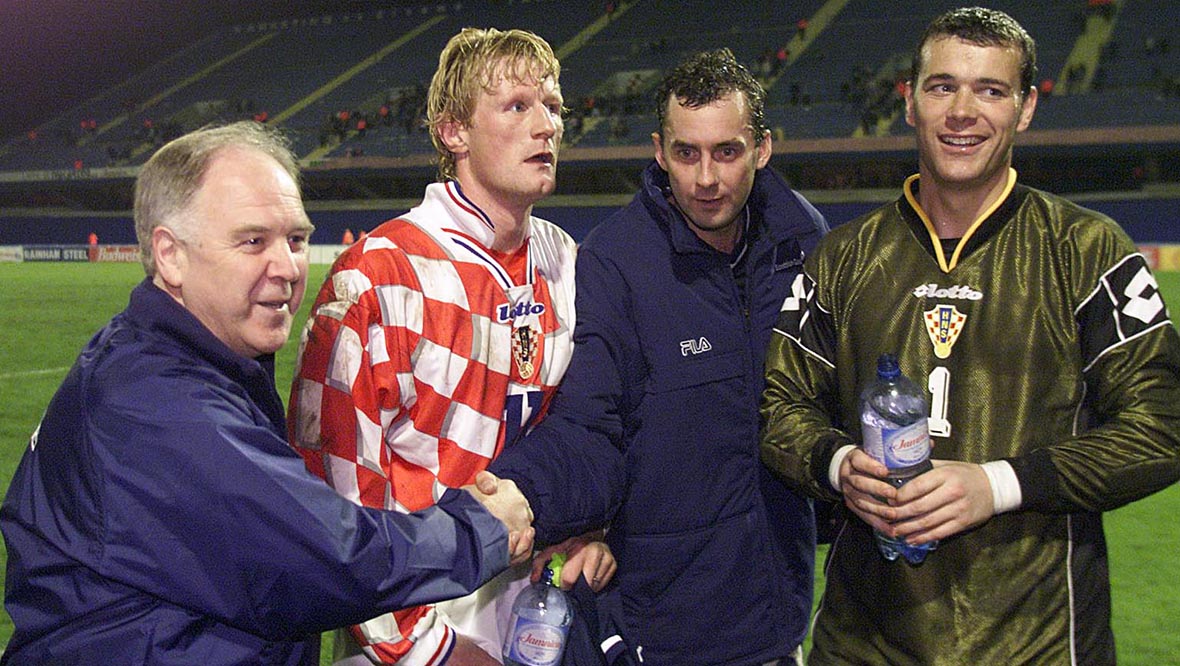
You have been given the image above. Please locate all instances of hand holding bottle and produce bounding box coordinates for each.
[886,459,997,545]
[503,554,572,666]
[859,353,937,563]
[530,531,616,592]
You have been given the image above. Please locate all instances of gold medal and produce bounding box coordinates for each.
[512,324,538,379]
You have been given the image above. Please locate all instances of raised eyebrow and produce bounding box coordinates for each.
[921,73,957,86]
[232,224,274,238]
[231,221,314,238]
[975,77,1014,91]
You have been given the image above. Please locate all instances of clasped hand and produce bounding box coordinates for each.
[463,471,535,565]
[839,449,996,545]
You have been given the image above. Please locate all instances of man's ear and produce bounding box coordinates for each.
[438,115,468,155]
[652,132,666,171]
[755,129,772,169]
[904,80,917,128]
[152,225,186,289]
[1016,85,1038,133]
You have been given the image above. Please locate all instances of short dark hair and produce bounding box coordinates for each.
[655,48,767,146]
[912,6,1038,95]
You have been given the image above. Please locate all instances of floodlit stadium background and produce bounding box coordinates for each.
[0,1,1178,662]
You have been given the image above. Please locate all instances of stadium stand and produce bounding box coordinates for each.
[0,0,1178,244]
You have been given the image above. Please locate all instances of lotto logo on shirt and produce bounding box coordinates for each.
[912,283,983,301]
[497,301,547,323]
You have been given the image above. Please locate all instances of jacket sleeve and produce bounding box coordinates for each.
[760,262,856,503]
[489,244,629,545]
[1008,227,1180,513]
[78,355,508,644]
[286,260,471,665]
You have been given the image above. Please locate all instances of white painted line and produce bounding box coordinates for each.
[0,367,70,380]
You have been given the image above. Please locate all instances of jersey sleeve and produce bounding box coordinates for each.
[289,251,457,664]
[489,244,629,545]
[760,259,856,502]
[1010,226,1180,513]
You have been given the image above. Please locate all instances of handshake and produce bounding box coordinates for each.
[464,471,535,565]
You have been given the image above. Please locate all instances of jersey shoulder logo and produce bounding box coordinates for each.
[924,305,967,359]
[1077,253,1172,370]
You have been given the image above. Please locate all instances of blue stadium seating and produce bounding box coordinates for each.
[0,0,1176,174]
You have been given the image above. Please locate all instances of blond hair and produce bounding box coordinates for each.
[426,27,560,181]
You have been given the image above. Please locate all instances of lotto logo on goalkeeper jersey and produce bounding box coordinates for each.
[912,283,983,300]
[1077,254,1172,370]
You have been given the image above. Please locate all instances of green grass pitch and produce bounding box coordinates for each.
[0,262,1177,663]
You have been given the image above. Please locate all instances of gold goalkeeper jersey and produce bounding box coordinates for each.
[761,172,1180,664]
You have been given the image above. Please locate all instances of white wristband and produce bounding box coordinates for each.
[981,460,1022,514]
[829,444,857,493]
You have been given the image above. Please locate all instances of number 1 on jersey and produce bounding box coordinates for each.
[928,366,951,437]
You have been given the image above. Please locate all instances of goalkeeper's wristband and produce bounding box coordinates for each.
[829,444,856,493]
[981,460,1022,514]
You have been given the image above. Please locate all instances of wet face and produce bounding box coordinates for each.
[905,36,1037,196]
[157,147,313,358]
[449,62,564,214]
[653,92,771,252]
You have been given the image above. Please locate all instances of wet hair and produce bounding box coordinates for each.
[426,27,561,181]
[911,6,1038,95]
[133,121,300,276]
[655,48,768,146]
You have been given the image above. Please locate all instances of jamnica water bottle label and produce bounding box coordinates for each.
[505,620,566,666]
[882,419,930,468]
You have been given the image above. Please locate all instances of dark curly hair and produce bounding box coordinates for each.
[655,48,767,146]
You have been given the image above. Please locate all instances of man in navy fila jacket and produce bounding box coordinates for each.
[491,49,828,666]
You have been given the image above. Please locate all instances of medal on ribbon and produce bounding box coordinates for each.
[512,323,538,379]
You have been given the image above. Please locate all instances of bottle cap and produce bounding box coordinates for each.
[877,353,901,380]
[547,553,567,587]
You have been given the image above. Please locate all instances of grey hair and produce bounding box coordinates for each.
[133,121,301,275]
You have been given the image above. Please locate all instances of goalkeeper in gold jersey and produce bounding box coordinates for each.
[760,6,1180,664]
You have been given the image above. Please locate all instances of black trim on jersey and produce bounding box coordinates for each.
[1069,512,1117,662]
[772,272,837,367]
[1007,448,1077,513]
[899,183,1032,265]
[1076,253,1172,371]
[812,433,855,495]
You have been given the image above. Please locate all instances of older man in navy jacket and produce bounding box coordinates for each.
[491,49,827,666]
[0,122,532,665]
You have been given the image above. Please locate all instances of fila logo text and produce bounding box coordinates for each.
[680,337,713,356]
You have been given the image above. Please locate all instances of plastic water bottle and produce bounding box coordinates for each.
[502,553,572,666]
[860,353,938,564]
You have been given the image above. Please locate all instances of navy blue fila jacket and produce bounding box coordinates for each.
[0,279,508,665]
[491,162,828,666]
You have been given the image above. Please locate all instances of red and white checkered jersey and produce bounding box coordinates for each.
[289,181,576,665]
